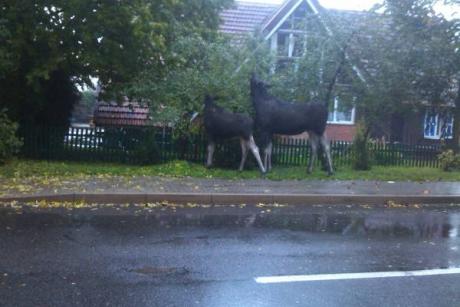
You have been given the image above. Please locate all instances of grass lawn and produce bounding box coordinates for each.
[0,159,459,182]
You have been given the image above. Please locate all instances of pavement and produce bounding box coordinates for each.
[2,176,460,196]
[1,176,460,205]
[1,204,460,306]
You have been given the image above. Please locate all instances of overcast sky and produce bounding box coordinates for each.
[243,0,459,19]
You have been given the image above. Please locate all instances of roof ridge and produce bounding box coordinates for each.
[233,1,280,7]
[326,8,373,14]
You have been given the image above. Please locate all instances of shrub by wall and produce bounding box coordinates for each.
[0,110,23,164]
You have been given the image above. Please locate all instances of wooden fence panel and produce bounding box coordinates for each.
[18,126,443,168]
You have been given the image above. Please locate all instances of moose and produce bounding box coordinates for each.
[196,95,266,173]
[250,74,334,175]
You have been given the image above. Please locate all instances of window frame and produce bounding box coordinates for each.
[423,110,454,140]
[327,96,355,125]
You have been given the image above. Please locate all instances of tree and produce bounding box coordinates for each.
[126,3,360,129]
[333,0,460,142]
[0,0,230,128]
[127,33,274,125]
[444,0,460,150]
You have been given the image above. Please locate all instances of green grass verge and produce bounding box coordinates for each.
[1,159,459,182]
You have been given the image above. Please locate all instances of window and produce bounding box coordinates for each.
[276,32,291,57]
[423,110,454,139]
[272,2,314,59]
[327,96,355,124]
[274,32,304,58]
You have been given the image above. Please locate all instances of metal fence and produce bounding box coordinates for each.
[19,125,442,168]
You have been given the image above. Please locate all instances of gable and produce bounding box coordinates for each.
[263,0,320,39]
[219,1,372,83]
[219,0,324,38]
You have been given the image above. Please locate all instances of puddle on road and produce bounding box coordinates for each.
[2,205,460,239]
[177,212,458,239]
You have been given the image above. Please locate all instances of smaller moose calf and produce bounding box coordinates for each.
[202,95,265,173]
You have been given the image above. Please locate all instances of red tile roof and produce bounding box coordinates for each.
[220,2,279,36]
[94,103,151,127]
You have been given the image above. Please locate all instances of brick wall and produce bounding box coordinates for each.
[325,124,356,141]
[276,124,356,141]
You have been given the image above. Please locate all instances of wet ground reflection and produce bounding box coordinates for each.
[2,205,460,240]
[165,211,458,239]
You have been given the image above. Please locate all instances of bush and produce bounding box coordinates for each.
[132,128,161,164]
[352,122,371,170]
[438,149,460,171]
[0,110,23,164]
[99,126,161,164]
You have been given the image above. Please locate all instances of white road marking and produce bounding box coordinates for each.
[255,268,460,284]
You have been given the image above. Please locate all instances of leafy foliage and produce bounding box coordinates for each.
[129,15,352,133]
[0,0,231,127]
[438,149,460,171]
[352,121,372,170]
[335,0,460,138]
[128,34,274,125]
[0,109,22,164]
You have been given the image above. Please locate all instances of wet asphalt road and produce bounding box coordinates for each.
[1,204,460,307]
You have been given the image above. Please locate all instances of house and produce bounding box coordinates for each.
[220,0,360,141]
[220,0,455,144]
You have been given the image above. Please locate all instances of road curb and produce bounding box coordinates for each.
[1,193,460,205]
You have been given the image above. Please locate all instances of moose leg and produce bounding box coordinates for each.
[264,141,273,172]
[263,147,269,170]
[247,136,266,173]
[319,134,334,175]
[206,141,215,168]
[258,132,270,171]
[239,138,249,171]
[307,133,319,174]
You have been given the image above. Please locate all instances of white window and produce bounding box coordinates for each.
[424,110,454,139]
[275,32,296,58]
[327,96,355,125]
